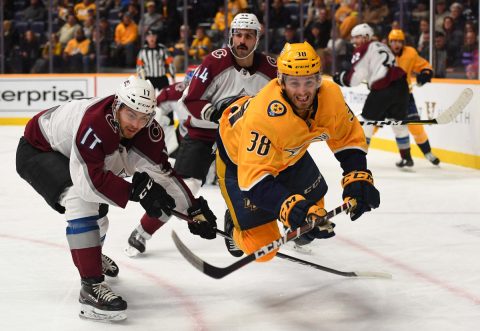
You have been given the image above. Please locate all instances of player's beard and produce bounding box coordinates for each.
[234,43,252,58]
[285,91,314,119]
[391,45,402,55]
[292,97,313,119]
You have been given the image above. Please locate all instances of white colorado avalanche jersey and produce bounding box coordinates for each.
[180,48,277,141]
[344,41,405,90]
[23,96,194,210]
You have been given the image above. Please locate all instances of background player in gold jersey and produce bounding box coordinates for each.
[216,42,380,261]
[388,29,440,167]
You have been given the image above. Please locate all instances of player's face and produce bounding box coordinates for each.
[351,35,366,48]
[389,39,403,55]
[283,74,320,115]
[231,29,257,58]
[118,106,151,138]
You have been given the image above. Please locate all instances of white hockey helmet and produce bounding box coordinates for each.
[113,75,156,126]
[228,13,262,59]
[351,23,374,40]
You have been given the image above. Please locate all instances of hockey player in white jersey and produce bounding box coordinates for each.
[16,75,217,322]
[125,13,277,258]
[333,23,412,167]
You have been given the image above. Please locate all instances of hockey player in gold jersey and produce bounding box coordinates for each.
[388,29,440,166]
[216,42,380,261]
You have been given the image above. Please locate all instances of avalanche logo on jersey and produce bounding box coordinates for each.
[267,101,286,117]
[148,121,163,142]
[284,133,330,157]
[105,113,119,133]
[211,48,228,59]
[267,55,277,67]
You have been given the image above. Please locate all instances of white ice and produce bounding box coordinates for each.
[1,125,479,331]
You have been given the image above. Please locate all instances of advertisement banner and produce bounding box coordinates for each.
[0,74,478,167]
[340,83,480,157]
[0,76,94,116]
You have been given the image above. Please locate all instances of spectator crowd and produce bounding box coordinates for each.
[1,0,478,79]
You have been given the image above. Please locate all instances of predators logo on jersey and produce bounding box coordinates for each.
[267,101,286,117]
[284,133,330,157]
[243,198,258,211]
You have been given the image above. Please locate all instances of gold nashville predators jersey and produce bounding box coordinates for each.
[218,79,368,192]
[395,46,432,87]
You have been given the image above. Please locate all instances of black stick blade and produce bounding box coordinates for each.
[171,230,255,279]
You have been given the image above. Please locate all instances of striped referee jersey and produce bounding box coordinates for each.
[136,43,175,78]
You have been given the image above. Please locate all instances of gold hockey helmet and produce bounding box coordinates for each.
[388,29,405,42]
[277,42,321,77]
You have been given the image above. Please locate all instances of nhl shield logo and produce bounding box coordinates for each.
[267,101,286,117]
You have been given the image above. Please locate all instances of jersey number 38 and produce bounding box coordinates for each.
[247,131,271,156]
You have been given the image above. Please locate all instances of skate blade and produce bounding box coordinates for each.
[284,242,313,255]
[79,304,127,322]
[124,245,141,258]
[103,270,119,278]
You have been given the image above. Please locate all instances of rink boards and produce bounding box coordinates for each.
[0,74,478,169]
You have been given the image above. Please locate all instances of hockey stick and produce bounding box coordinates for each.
[171,210,391,279]
[172,201,359,279]
[275,253,391,278]
[359,88,473,125]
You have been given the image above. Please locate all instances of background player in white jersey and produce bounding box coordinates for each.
[16,75,217,322]
[125,13,277,256]
[333,23,412,167]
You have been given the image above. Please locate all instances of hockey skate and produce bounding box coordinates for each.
[395,158,414,168]
[425,152,440,165]
[124,227,150,257]
[101,254,119,277]
[283,230,313,255]
[79,277,127,322]
[224,210,244,257]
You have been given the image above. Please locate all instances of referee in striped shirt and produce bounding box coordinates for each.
[136,29,176,91]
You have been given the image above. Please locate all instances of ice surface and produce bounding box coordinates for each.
[1,126,479,331]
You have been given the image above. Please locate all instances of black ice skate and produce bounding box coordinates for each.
[224,210,244,257]
[79,277,127,322]
[396,158,414,168]
[425,152,440,165]
[124,227,151,257]
[287,231,313,255]
[101,254,119,277]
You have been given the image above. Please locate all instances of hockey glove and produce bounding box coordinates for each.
[279,194,335,241]
[201,104,224,124]
[341,170,380,221]
[416,69,433,86]
[130,172,176,218]
[187,197,217,239]
[202,96,244,123]
[333,71,347,86]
